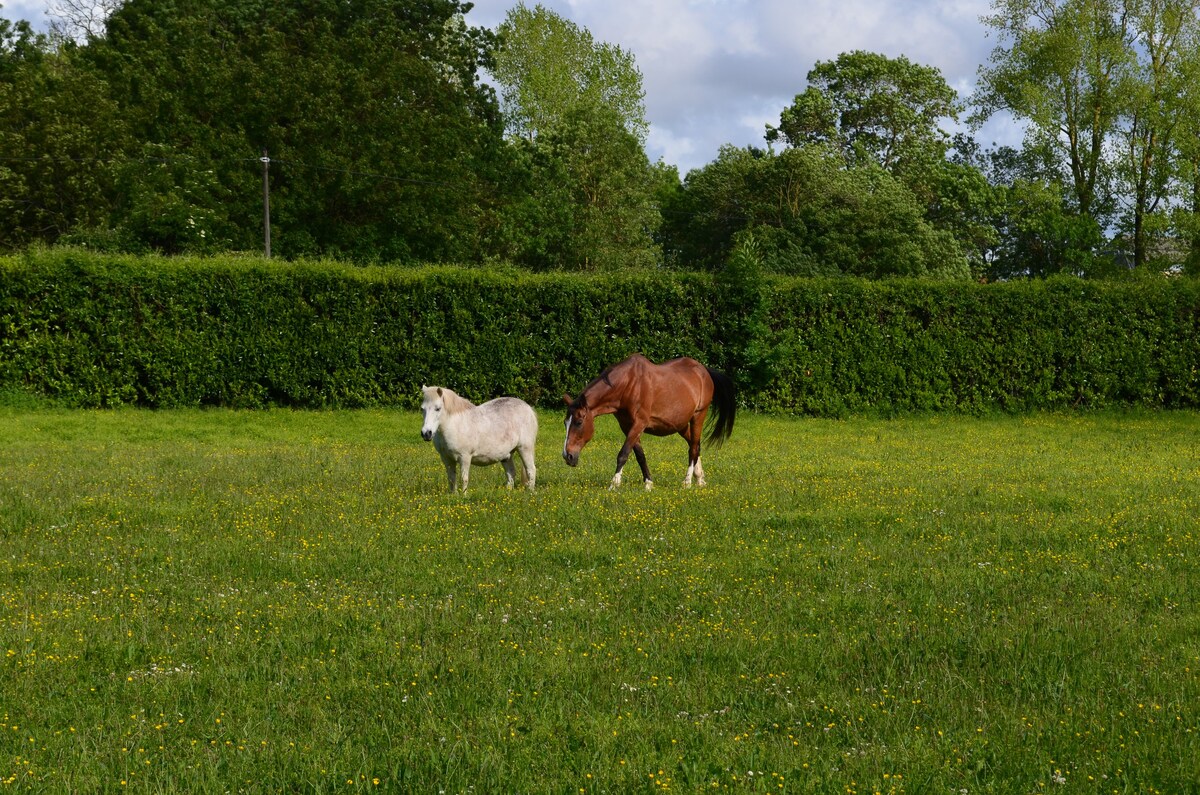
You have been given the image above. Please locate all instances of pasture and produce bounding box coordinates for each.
[0,407,1197,793]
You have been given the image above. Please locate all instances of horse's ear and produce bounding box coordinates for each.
[437,387,444,397]
[562,394,573,406]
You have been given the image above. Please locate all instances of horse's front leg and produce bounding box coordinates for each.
[442,458,458,493]
[613,429,652,491]
[632,444,653,490]
[501,456,517,490]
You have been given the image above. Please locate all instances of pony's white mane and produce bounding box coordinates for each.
[427,386,475,416]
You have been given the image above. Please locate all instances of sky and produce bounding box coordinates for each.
[4,0,1023,176]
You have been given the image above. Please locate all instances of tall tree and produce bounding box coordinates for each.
[660,144,970,279]
[1114,0,1200,268]
[980,144,1109,278]
[491,2,647,143]
[768,51,960,176]
[1172,19,1200,273]
[979,0,1200,271]
[768,52,992,273]
[1,14,125,250]
[976,0,1132,224]
[75,0,505,260]
[491,3,660,269]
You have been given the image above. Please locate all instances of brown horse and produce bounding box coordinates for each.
[562,354,735,489]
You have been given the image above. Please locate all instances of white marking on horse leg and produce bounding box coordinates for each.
[644,479,654,491]
[696,457,706,487]
[610,471,623,490]
[683,461,696,488]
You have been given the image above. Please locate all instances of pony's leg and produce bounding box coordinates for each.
[501,457,517,490]
[444,461,457,494]
[519,445,537,492]
[459,455,472,493]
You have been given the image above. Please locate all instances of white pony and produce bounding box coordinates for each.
[420,386,538,493]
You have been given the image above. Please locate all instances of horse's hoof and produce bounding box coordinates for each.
[644,480,654,491]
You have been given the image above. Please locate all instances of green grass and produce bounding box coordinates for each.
[1,408,1198,793]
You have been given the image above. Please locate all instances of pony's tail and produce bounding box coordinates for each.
[704,368,736,448]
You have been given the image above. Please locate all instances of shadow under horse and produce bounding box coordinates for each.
[562,354,735,490]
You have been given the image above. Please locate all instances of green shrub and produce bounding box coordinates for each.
[1,249,1197,413]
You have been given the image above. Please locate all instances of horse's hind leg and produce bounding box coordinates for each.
[518,443,536,492]
[682,417,706,487]
[501,456,517,490]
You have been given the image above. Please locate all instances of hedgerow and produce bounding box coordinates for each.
[1,249,1197,413]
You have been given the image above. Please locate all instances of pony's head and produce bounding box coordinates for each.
[420,386,447,441]
[562,393,595,467]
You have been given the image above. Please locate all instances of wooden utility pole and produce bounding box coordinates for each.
[261,149,271,258]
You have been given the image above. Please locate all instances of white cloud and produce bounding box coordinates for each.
[477,0,1003,173]
[3,1,50,27]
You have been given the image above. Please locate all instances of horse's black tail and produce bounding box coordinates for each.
[704,368,736,448]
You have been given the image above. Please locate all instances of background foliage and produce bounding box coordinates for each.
[2,250,1196,413]
[8,0,1200,276]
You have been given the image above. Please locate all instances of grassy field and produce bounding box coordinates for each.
[0,407,1198,793]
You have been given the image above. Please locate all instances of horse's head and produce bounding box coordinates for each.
[420,386,445,441]
[562,394,595,467]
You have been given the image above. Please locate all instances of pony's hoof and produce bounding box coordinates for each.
[682,479,692,488]
[644,480,654,491]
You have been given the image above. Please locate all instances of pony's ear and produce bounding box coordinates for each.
[437,387,443,397]
[562,394,573,406]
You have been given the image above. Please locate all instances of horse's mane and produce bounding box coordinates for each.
[436,387,476,416]
[573,367,615,408]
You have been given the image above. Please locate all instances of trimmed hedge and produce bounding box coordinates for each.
[763,278,1200,414]
[1,249,1197,413]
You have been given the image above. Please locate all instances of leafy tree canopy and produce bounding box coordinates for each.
[492,1,647,143]
[768,50,960,174]
[490,3,659,269]
[64,0,506,260]
[660,144,969,279]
